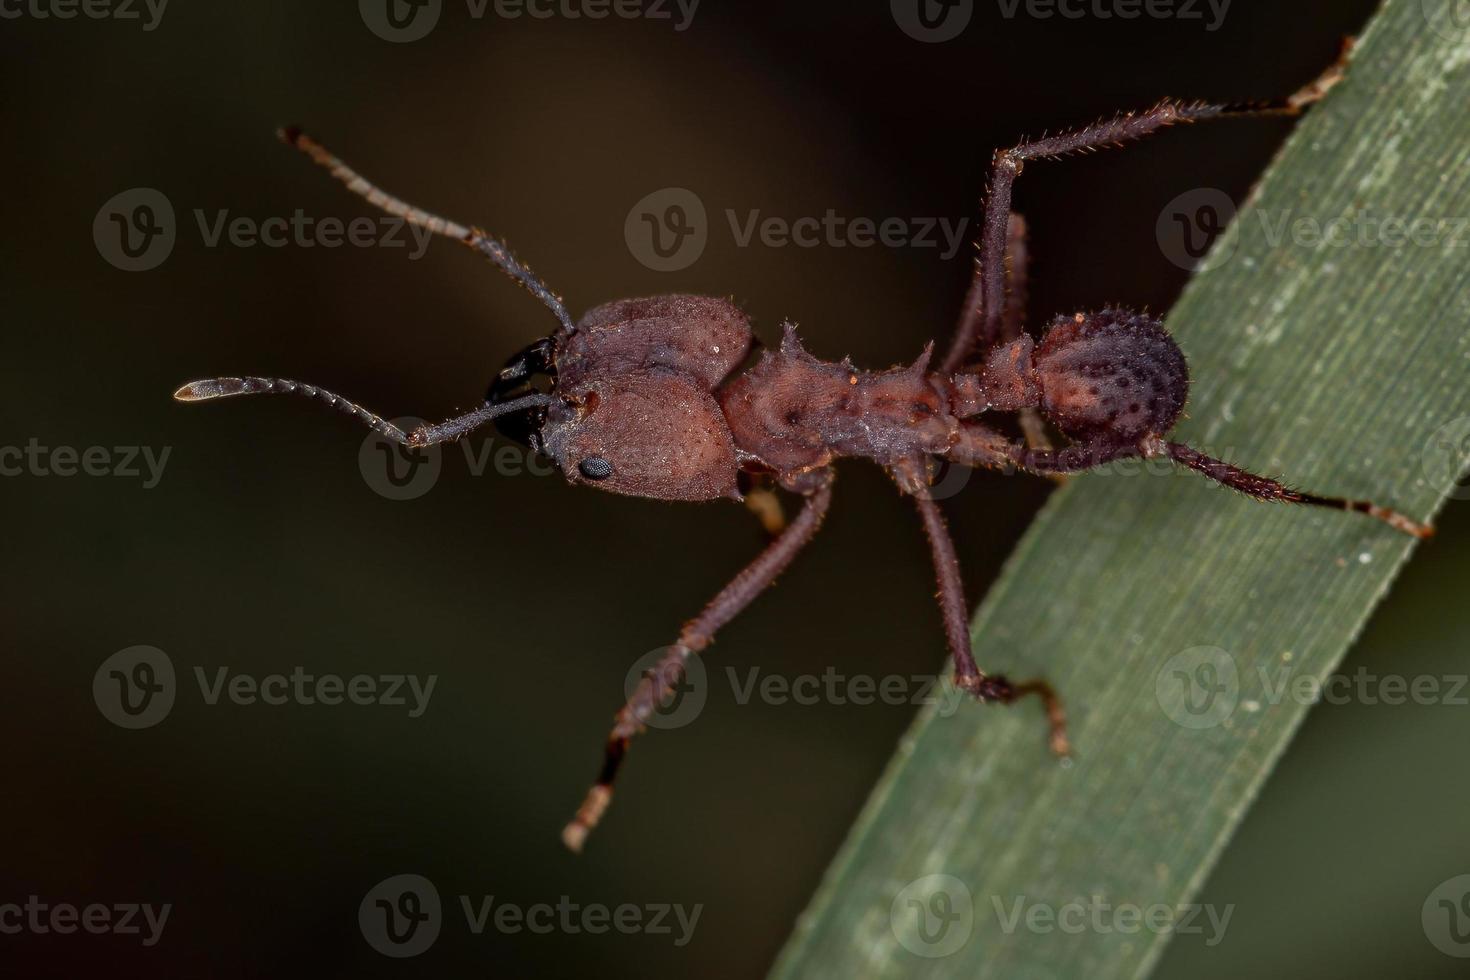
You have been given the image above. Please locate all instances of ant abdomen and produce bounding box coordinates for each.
[1034,309,1189,443]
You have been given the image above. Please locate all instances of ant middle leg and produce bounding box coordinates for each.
[893,457,1070,756]
[562,473,834,852]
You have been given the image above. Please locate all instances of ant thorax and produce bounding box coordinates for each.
[719,323,954,482]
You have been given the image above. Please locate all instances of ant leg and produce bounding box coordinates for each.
[892,457,1069,755]
[943,51,1350,373]
[172,377,554,448]
[278,127,575,334]
[1158,440,1432,539]
[947,214,1055,458]
[942,422,1135,477]
[911,486,1069,755]
[977,432,1431,538]
[562,474,834,852]
[1003,220,1053,457]
[945,212,1029,373]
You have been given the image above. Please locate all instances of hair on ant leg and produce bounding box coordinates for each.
[174,45,1431,852]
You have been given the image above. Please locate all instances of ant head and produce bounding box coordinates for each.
[1033,309,1189,443]
[493,295,754,501]
[540,371,741,501]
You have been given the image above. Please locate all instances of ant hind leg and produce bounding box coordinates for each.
[1159,440,1432,538]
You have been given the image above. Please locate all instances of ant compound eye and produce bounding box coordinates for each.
[578,456,614,481]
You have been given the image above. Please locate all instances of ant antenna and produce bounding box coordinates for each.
[278,126,576,336]
[173,376,556,448]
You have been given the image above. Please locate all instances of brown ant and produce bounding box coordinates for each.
[174,53,1431,852]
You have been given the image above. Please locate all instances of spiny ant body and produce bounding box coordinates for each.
[174,50,1431,852]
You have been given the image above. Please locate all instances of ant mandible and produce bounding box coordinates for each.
[174,51,1430,852]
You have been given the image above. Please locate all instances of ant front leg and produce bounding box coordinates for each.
[562,472,834,852]
[945,212,1030,372]
[953,50,1351,381]
[891,457,1069,757]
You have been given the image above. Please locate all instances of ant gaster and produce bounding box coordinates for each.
[175,55,1431,852]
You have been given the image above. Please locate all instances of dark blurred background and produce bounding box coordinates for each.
[5,0,1469,976]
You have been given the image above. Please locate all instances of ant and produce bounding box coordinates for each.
[174,51,1430,852]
